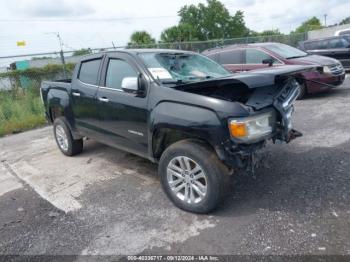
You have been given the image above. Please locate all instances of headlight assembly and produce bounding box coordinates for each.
[323,65,332,74]
[228,111,276,143]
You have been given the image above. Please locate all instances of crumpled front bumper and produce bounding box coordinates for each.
[272,78,303,143]
[221,78,303,173]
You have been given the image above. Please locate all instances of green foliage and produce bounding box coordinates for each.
[128,31,156,47]
[0,87,46,137]
[160,23,197,43]
[339,17,350,25]
[293,17,323,33]
[0,63,75,78]
[0,63,75,90]
[31,56,57,60]
[258,29,283,36]
[72,48,92,56]
[177,0,249,40]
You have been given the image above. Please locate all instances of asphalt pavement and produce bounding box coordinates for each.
[0,76,350,260]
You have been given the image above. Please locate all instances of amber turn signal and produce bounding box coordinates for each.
[229,122,247,138]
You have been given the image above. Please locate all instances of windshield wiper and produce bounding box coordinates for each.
[160,79,191,85]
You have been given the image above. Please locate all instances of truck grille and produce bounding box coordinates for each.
[329,63,344,75]
[273,79,300,141]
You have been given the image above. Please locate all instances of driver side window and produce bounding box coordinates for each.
[245,49,281,64]
[105,59,138,90]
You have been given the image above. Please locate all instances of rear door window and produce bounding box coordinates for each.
[78,59,101,85]
[218,50,242,64]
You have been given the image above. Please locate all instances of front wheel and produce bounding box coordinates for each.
[53,117,83,156]
[297,83,307,100]
[159,140,230,213]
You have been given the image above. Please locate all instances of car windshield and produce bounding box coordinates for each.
[264,43,308,59]
[138,52,231,84]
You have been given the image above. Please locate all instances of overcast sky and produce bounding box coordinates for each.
[0,0,349,66]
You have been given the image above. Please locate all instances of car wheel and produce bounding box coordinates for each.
[159,140,230,213]
[53,117,83,156]
[297,83,307,100]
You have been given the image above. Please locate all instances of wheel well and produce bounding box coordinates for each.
[49,106,64,122]
[152,128,213,160]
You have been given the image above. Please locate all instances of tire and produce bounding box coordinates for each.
[159,140,230,214]
[53,117,83,156]
[297,83,307,100]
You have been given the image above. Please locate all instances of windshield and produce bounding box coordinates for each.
[138,52,231,83]
[264,43,308,59]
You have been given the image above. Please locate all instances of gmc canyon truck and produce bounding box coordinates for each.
[41,49,307,213]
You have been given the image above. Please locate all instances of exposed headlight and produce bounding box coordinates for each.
[323,66,332,74]
[228,111,276,143]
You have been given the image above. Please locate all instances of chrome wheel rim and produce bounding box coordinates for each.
[55,125,68,151]
[167,156,207,204]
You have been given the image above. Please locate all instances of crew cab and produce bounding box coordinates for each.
[41,49,308,213]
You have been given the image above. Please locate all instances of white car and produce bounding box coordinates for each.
[335,28,350,36]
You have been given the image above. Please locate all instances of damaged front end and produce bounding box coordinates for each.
[223,73,305,175]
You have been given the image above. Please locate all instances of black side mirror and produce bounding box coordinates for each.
[137,73,148,97]
[262,58,274,67]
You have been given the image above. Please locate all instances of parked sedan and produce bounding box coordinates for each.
[298,35,350,70]
[203,42,346,99]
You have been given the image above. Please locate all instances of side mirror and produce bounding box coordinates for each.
[121,74,147,96]
[262,58,274,67]
[121,77,138,93]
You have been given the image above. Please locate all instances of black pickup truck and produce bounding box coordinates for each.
[41,49,307,213]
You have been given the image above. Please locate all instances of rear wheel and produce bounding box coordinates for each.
[53,117,83,156]
[159,140,230,213]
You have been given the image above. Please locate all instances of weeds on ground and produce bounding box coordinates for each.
[0,86,46,137]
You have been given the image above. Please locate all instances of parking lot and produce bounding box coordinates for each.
[1,76,350,258]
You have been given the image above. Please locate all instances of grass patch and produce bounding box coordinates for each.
[0,87,46,137]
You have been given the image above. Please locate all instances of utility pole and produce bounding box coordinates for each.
[56,32,68,79]
[45,32,68,79]
[324,14,327,27]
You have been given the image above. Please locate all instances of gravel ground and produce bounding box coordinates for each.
[0,76,349,260]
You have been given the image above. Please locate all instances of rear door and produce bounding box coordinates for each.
[242,48,283,71]
[95,53,149,157]
[71,56,103,136]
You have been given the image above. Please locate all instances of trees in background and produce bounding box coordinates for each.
[339,17,350,25]
[177,0,248,41]
[128,31,156,46]
[127,1,350,46]
[72,48,92,56]
[292,17,323,33]
[160,23,196,43]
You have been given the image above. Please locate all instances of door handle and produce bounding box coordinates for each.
[98,97,109,103]
[72,92,81,97]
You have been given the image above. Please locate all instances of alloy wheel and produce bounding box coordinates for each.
[167,156,207,204]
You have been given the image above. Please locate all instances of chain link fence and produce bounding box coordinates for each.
[0,33,306,136]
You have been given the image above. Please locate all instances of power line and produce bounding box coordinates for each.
[0,15,178,23]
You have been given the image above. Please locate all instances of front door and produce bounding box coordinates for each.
[96,54,149,157]
[242,48,283,71]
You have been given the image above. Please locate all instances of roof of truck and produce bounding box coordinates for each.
[79,49,195,60]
